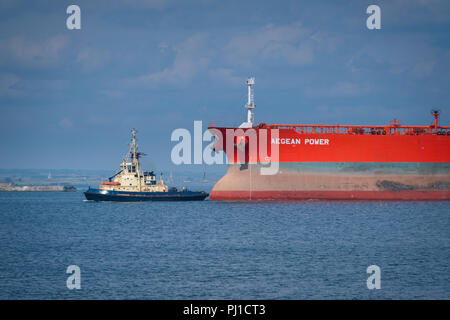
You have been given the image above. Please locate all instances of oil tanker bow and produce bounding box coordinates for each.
[208,78,450,200]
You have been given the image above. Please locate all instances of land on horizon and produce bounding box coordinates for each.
[0,167,224,190]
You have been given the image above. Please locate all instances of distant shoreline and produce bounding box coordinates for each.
[0,183,76,192]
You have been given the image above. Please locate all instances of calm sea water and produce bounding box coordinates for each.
[0,191,449,299]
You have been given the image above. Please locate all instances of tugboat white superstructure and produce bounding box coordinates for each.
[84,129,208,201]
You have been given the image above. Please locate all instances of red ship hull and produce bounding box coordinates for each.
[208,122,450,201]
[211,190,450,201]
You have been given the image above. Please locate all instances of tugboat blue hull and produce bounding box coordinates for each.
[84,188,208,202]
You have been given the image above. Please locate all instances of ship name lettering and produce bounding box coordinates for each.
[304,138,329,145]
[271,138,302,145]
[271,138,330,145]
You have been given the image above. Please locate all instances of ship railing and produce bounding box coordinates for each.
[267,124,450,136]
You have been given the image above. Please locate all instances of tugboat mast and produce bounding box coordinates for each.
[130,128,142,191]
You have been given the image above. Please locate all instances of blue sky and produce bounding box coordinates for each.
[0,0,449,171]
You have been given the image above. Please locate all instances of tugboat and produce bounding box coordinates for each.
[84,129,208,202]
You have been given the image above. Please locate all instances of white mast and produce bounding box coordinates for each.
[130,128,142,191]
[240,77,255,128]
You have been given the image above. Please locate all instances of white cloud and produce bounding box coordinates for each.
[0,73,20,97]
[158,42,169,53]
[133,33,210,87]
[349,35,440,79]
[76,47,110,71]
[329,82,368,97]
[305,81,371,98]
[101,89,125,99]
[209,68,242,86]
[58,118,73,129]
[1,35,68,68]
[315,104,394,123]
[411,60,435,78]
[126,22,340,90]
[225,22,314,66]
[118,0,177,9]
[382,0,450,25]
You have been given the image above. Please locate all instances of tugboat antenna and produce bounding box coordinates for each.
[131,128,137,158]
